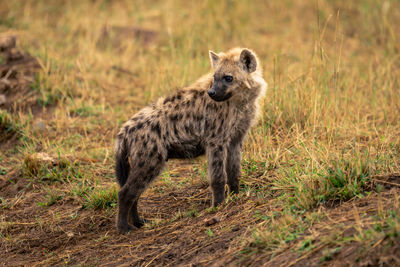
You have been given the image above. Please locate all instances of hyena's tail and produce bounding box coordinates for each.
[115,136,130,187]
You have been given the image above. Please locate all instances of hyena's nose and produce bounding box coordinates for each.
[208,90,216,97]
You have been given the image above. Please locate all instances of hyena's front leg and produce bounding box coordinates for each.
[207,144,228,207]
[129,200,147,228]
[226,141,242,194]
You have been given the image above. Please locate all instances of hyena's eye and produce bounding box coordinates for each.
[223,75,233,83]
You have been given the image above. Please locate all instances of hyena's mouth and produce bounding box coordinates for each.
[208,92,232,102]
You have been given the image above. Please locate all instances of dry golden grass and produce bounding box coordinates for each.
[1,0,400,266]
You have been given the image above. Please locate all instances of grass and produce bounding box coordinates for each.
[23,153,82,184]
[0,0,399,265]
[83,186,118,210]
[0,110,23,142]
[37,188,63,207]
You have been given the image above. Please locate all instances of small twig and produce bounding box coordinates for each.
[372,178,400,187]
[1,221,36,225]
[111,65,137,77]
[370,236,386,249]
[285,243,327,267]
[144,244,172,267]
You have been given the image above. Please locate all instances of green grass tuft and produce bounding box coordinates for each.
[84,186,118,210]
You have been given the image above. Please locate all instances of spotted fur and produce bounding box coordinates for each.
[115,48,267,233]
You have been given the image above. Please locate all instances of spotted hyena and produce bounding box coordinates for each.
[114,47,267,233]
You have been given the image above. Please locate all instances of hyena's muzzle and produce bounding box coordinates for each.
[208,77,233,102]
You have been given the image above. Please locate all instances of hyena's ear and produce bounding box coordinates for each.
[209,50,220,69]
[239,49,257,73]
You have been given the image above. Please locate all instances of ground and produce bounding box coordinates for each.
[1,1,400,266]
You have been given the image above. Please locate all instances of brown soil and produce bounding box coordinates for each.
[0,159,252,266]
[1,164,399,266]
[0,169,30,199]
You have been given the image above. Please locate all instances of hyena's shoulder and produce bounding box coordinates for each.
[154,85,211,113]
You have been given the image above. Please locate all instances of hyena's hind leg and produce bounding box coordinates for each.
[117,177,144,233]
[226,141,242,194]
[117,154,166,233]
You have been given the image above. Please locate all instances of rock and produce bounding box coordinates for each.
[26,152,57,168]
[32,119,45,132]
[7,48,24,61]
[231,225,240,232]
[204,216,221,226]
[34,152,56,164]
[0,94,5,105]
[0,36,16,51]
[23,152,59,178]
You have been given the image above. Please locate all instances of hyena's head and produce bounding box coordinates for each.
[207,48,266,103]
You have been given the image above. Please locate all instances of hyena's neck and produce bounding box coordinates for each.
[253,73,267,120]
[235,74,267,123]
[235,76,266,110]
[251,73,267,100]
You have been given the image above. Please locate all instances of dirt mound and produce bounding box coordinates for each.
[0,35,41,113]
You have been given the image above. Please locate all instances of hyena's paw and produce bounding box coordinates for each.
[133,218,149,228]
[117,223,135,234]
[228,185,239,195]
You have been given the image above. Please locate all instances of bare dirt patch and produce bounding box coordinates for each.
[0,160,267,266]
[0,169,30,199]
